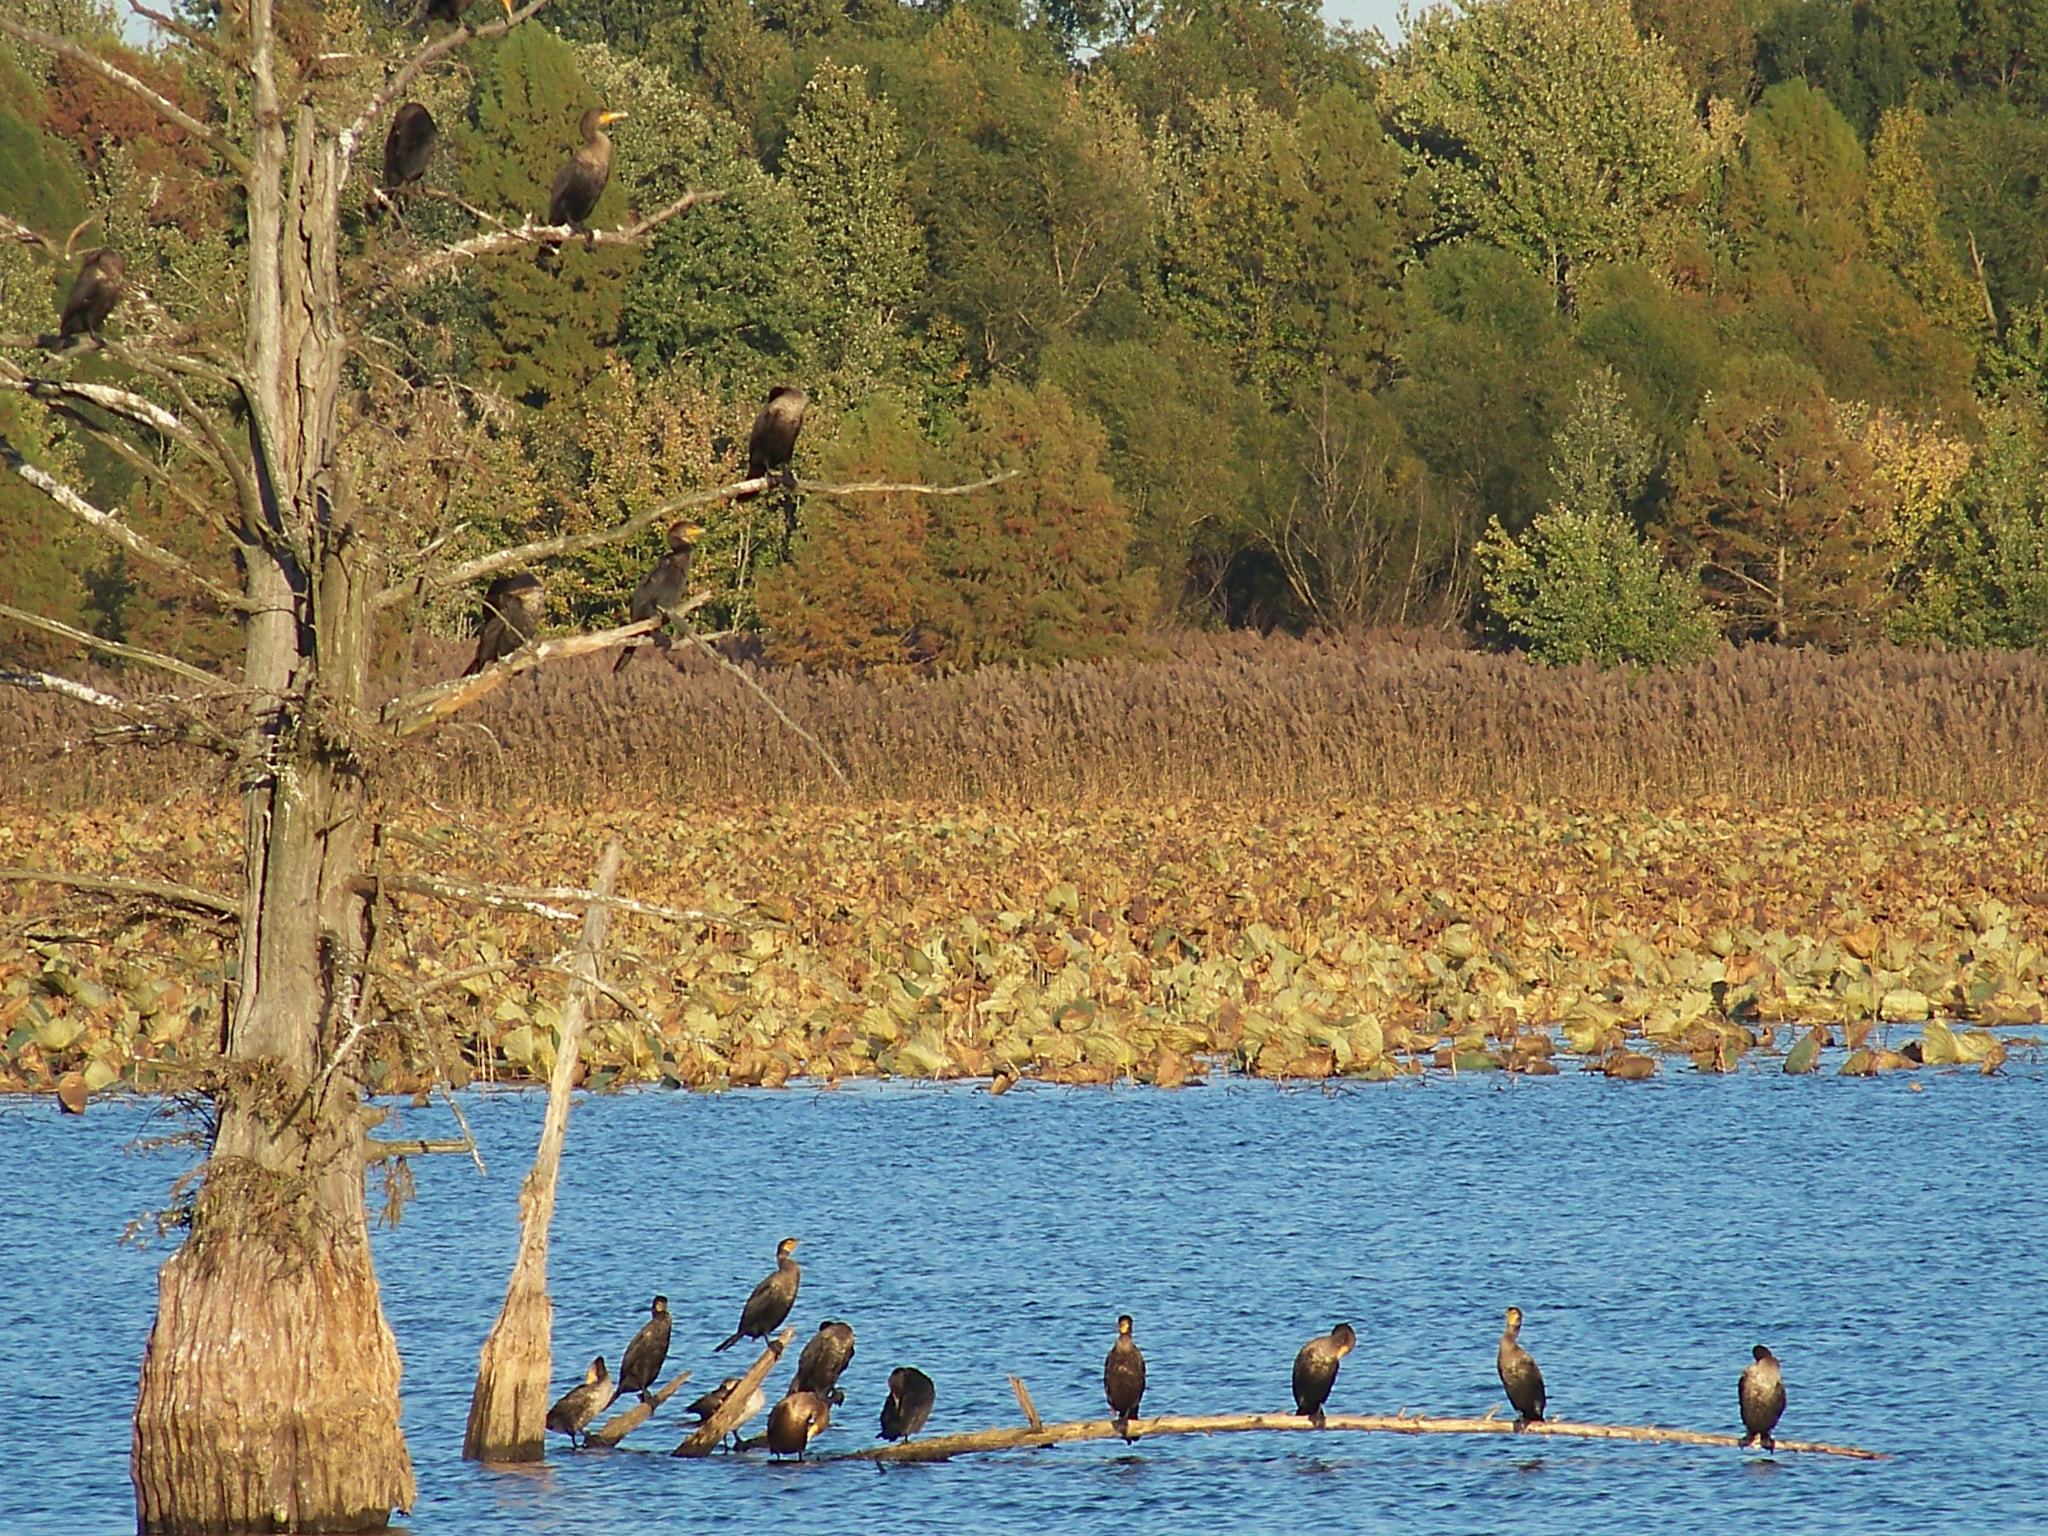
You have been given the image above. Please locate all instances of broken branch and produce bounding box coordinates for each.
[672,1329,794,1456]
[378,617,663,731]
[0,866,239,918]
[586,1371,692,1448]
[0,602,228,690]
[356,869,766,930]
[386,190,723,289]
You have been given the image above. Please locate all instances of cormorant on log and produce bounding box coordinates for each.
[1739,1345,1785,1452]
[1497,1307,1546,1430]
[878,1366,935,1442]
[412,0,512,29]
[370,103,437,221]
[742,385,808,495]
[463,571,543,675]
[685,1376,767,1447]
[608,1295,672,1407]
[1103,1314,1146,1441]
[545,1356,611,1446]
[791,1320,856,1404]
[612,520,704,674]
[549,107,627,237]
[766,1390,832,1460]
[45,249,125,349]
[1291,1322,1356,1427]
[715,1236,801,1351]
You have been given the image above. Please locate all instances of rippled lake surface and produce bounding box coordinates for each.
[5,1068,2045,1534]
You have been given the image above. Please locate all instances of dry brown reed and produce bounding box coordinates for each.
[8,632,2048,808]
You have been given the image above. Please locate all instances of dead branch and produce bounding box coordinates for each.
[0,667,127,710]
[387,472,1019,607]
[672,1329,795,1456]
[1010,1376,1045,1430]
[357,870,768,931]
[340,0,549,167]
[0,17,251,175]
[0,212,100,262]
[378,616,665,733]
[462,838,619,1463]
[586,1371,691,1449]
[0,866,240,919]
[386,191,724,290]
[680,628,851,791]
[839,1408,1887,1465]
[366,1137,473,1159]
[0,602,228,690]
[127,1,233,64]
[0,439,250,611]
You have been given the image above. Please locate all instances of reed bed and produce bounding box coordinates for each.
[6,634,2048,809]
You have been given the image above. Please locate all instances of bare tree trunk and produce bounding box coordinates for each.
[463,839,622,1462]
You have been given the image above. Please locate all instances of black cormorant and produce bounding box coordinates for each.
[742,386,808,496]
[791,1320,856,1404]
[612,520,703,673]
[1739,1345,1785,1452]
[1103,1314,1146,1440]
[545,1356,611,1446]
[549,107,627,234]
[371,103,437,220]
[608,1294,671,1407]
[463,571,543,675]
[684,1376,766,1447]
[766,1390,831,1459]
[1291,1322,1356,1427]
[878,1366,935,1441]
[715,1236,801,1350]
[51,249,125,347]
[1497,1307,1546,1430]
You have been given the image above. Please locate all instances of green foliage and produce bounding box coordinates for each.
[1866,105,1981,332]
[1479,371,1715,666]
[780,62,922,392]
[1665,353,1896,644]
[1384,0,1706,298]
[1924,100,2048,322]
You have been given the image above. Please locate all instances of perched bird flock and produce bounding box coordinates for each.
[547,1245,1791,1463]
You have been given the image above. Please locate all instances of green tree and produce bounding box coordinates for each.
[1097,0,1373,139]
[1478,370,1715,665]
[1664,353,1896,644]
[1924,100,2048,323]
[780,62,922,390]
[1866,104,1979,332]
[1630,0,1755,106]
[1383,0,1706,301]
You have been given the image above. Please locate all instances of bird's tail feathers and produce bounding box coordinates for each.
[715,1332,741,1352]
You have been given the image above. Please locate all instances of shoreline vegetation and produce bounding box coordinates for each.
[5,651,2044,1096]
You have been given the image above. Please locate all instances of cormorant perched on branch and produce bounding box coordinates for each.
[412,0,512,29]
[791,1320,856,1404]
[370,103,437,221]
[878,1366,935,1442]
[1291,1322,1356,1427]
[766,1390,831,1459]
[545,1356,610,1446]
[742,386,808,496]
[1497,1307,1546,1429]
[613,521,703,673]
[463,571,543,675]
[684,1376,766,1447]
[1103,1314,1146,1440]
[608,1295,672,1407]
[715,1236,801,1350]
[46,249,125,349]
[549,108,627,236]
[1739,1345,1785,1452]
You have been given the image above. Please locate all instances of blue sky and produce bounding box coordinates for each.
[1325,0,1409,43]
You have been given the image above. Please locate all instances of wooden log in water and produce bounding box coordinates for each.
[836,1409,1884,1464]
[585,1371,691,1448]
[672,1329,795,1457]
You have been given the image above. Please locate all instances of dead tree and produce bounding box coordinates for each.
[0,5,1004,1530]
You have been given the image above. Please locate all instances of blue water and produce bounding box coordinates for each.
[3,1071,2044,1534]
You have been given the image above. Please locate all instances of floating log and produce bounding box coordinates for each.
[837,1408,1884,1464]
[585,1370,691,1448]
[672,1328,794,1457]
[365,1137,473,1160]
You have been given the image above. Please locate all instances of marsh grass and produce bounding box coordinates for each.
[8,633,2047,808]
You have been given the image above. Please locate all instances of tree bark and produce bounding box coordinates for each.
[463,839,622,1462]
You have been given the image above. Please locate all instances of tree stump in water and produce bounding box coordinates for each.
[462,840,621,1463]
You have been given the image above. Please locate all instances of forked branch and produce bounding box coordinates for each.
[378,617,667,733]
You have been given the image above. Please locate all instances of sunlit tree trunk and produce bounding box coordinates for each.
[130,12,415,1526]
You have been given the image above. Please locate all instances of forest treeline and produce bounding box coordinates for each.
[4,0,2048,671]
